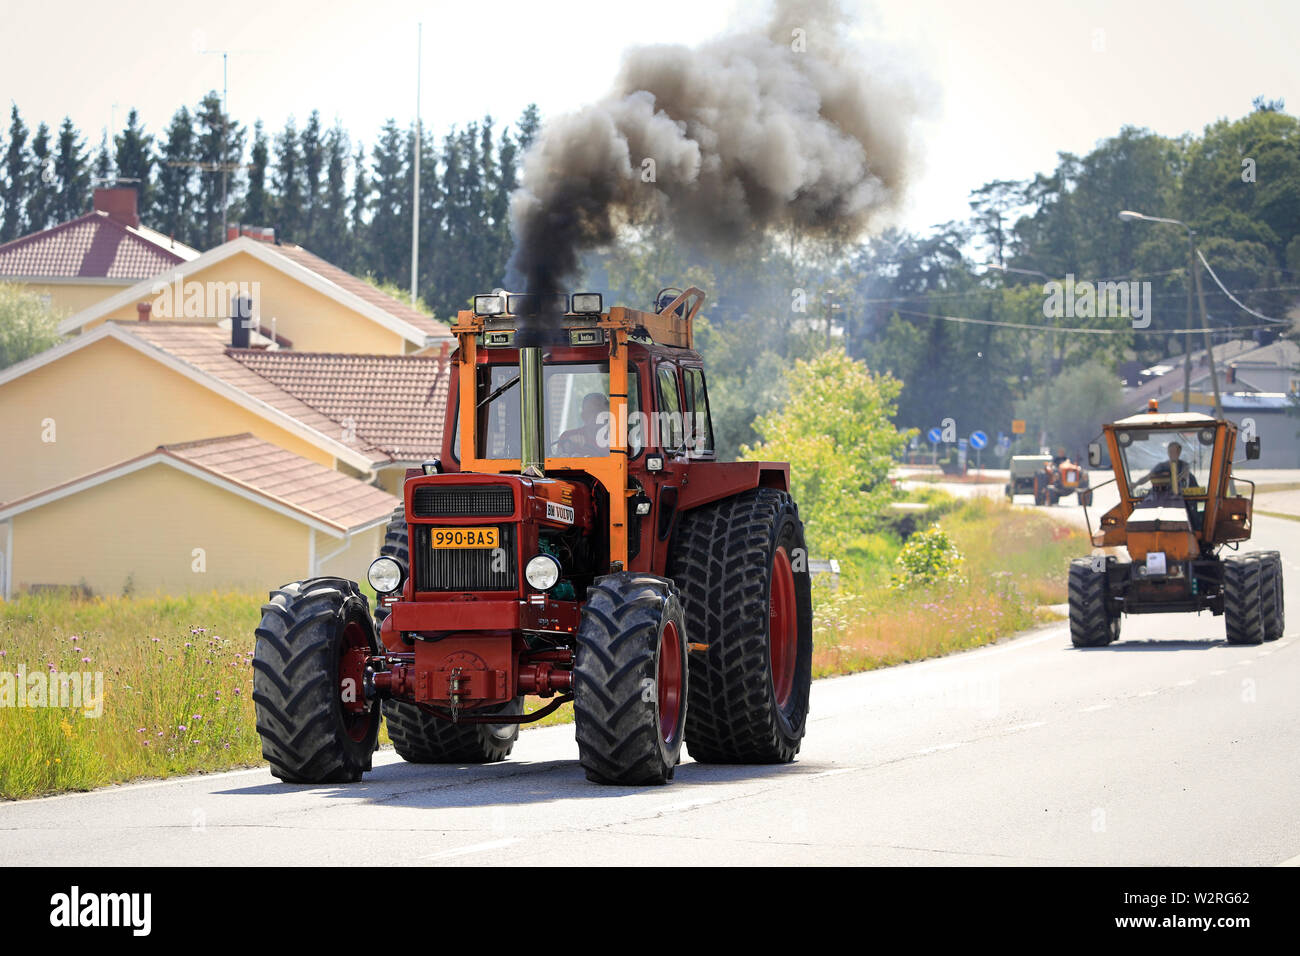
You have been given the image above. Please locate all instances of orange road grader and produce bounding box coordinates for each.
[1068,402,1282,647]
[252,288,813,785]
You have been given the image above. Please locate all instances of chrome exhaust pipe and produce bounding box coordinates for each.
[519,346,545,477]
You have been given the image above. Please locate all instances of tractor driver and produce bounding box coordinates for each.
[1136,440,1195,494]
[555,392,610,456]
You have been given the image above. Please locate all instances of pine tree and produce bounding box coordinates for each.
[114,109,154,218]
[93,132,112,183]
[1,106,29,241]
[195,91,244,248]
[155,107,196,244]
[300,110,324,246]
[52,117,90,222]
[25,123,55,231]
[318,123,351,265]
[350,141,370,271]
[516,103,541,152]
[273,118,302,242]
[243,120,270,226]
[369,119,410,286]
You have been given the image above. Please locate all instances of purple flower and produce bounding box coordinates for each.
[81,657,91,663]
[178,725,187,732]
[191,714,202,721]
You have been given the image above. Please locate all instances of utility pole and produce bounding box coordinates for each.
[1191,232,1223,417]
[200,48,264,240]
[411,23,422,303]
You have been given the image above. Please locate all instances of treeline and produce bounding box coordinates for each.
[589,99,1300,457]
[0,98,541,318]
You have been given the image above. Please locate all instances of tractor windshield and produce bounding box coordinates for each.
[475,361,642,459]
[1116,426,1217,498]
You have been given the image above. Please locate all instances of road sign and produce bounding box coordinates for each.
[926,427,943,444]
[1011,419,1026,435]
[970,430,988,450]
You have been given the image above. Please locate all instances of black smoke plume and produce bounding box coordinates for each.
[504,0,922,305]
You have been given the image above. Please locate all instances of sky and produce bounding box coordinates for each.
[3,0,1298,235]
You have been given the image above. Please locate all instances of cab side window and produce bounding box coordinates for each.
[682,367,715,457]
[656,364,684,451]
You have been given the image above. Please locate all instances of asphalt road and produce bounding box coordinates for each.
[1,518,1296,866]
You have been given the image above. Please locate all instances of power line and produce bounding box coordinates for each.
[891,307,1286,336]
[1196,249,1289,324]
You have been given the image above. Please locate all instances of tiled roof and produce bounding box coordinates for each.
[163,434,398,531]
[0,211,192,280]
[229,349,450,460]
[117,321,449,462]
[272,244,454,341]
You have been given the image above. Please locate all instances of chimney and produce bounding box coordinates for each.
[226,223,277,244]
[231,296,253,349]
[137,301,152,322]
[93,187,140,229]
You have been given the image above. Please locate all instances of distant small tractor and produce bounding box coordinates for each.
[1006,454,1093,506]
[252,288,813,785]
[1068,403,1281,648]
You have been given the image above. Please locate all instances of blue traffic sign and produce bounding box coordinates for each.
[970,430,988,449]
[926,427,943,444]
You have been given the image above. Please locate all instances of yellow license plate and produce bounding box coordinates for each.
[429,527,499,549]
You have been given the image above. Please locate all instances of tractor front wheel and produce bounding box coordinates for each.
[1068,558,1119,647]
[253,577,380,783]
[573,573,687,785]
[384,697,521,763]
[667,488,814,764]
[1223,554,1265,645]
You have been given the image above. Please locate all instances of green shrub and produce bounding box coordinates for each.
[891,523,966,590]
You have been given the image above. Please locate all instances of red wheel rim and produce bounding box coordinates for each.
[340,619,373,743]
[769,546,797,710]
[657,619,683,744]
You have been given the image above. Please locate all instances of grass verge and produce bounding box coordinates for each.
[0,495,1083,798]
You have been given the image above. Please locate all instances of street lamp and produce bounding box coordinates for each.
[1116,210,1222,416]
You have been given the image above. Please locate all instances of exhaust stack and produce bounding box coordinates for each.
[519,346,545,477]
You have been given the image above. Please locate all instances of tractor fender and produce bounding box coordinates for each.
[676,460,790,513]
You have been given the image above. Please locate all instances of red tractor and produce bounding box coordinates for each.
[253,288,813,785]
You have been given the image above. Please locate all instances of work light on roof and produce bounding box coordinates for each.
[571,293,603,314]
[474,294,505,316]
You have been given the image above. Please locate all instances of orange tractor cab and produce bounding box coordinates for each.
[1068,402,1282,647]
[252,288,814,785]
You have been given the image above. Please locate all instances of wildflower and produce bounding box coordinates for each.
[178,725,187,732]
[191,714,202,721]
[81,657,91,663]
[233,687,241,696]
[184,642,193,649]
[137,728,146,733]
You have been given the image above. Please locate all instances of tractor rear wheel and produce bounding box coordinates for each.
[373,506,408,625]
[1068,558,1118,647]
[667,488,814,764]
[384,697,521,763]
[253,577,381,783]
[1224,554,1265,645]
[573,573,687,785]
[1257,551,1284,642]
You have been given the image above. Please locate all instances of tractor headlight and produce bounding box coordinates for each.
[367,556,405,594]
[474,294,505,316]
[524,553,562,591]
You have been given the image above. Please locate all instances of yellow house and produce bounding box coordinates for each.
[0,434,395,598]
[0,187,199,317]
[0,320,450,506]
[58,233,454,355]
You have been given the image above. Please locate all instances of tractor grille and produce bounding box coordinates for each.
[413,524,517,591]
[412,484,514,518]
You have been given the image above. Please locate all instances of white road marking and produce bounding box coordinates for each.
[1005,721,1047,732]
[1080,703,1112,712]
[1175,679,1197,687]
[422,837,518,861]
[913,743,962,756]
[1136,690,1159,697]
[1208,670,1227,676]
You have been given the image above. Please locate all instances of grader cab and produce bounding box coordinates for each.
[252,288,813,786]
[1068,404,1282,647]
